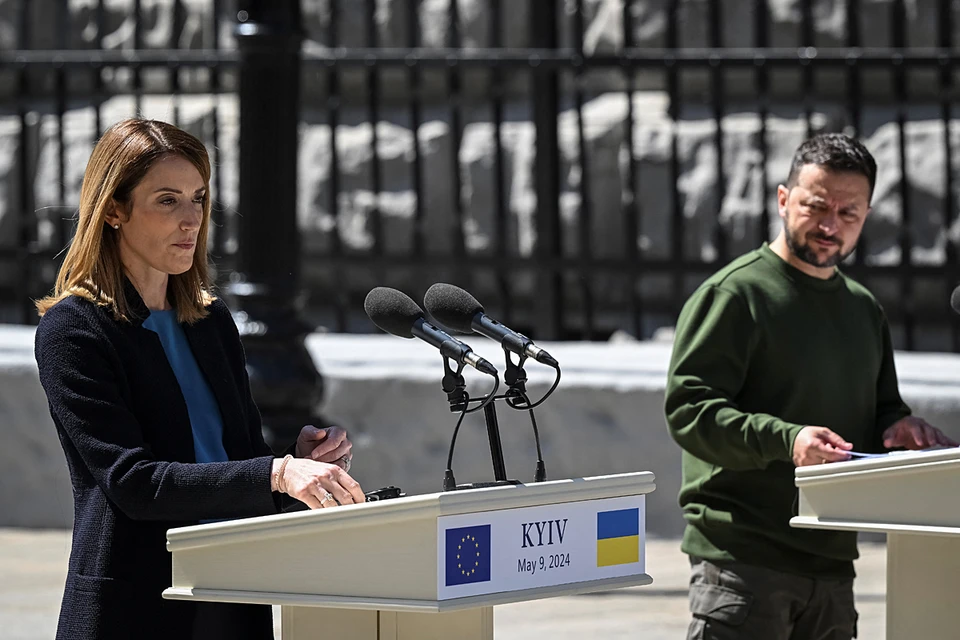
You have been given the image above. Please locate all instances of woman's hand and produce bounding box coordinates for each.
[272,458,365,509]
[296,425,353,471]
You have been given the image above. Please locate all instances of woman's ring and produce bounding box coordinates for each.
[320,492,335,505]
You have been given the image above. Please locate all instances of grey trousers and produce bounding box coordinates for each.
[686,557,858,640]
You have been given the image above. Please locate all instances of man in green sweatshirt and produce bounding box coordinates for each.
[665,133,958,640]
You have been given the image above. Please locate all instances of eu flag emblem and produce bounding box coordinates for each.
[445,524,492,586]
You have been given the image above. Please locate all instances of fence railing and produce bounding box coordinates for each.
[2,0,960,353]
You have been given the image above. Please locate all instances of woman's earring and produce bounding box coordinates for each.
[113,224,119,230]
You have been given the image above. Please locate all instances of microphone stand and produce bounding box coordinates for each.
[440,356,518,491]
[441,356,468,413]
[482,401,509,482]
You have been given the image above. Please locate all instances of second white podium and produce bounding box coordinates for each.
[164,471,656,639]
[791,447,960,640]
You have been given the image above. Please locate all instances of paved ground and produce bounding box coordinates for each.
[1,528,886,639]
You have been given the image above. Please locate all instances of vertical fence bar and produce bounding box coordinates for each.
[327,0,346,331]
[622,0,642,337]
[15,0,33,323]
[800,0,814,138]
[55,0,67,241]
[365,0,383,261]
[408,0,424,258]
[210,0,226,265]
[447,0,467,285]
[94,0,105,136]
[755,0,772,247]
[170,0,183,126]
[847,0,867,265]
[708,0,726,265]
[531,0,562,339]
[667,0,683,318]
[230,0,323,449]
[490,0,512,326]
[893,0,914,349]
[939,0,959,351]
[48,0,68,318]
[573,0,593,339]
[845,0,862,137]
[133,0,142,115]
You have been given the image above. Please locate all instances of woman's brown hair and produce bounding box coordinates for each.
[35,118,215,323]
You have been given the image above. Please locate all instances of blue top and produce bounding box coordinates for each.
[142,309,229,464]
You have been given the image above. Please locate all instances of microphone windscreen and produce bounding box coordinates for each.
[363,287,423,338]
[951,286,960,315]
[424,283,483,333]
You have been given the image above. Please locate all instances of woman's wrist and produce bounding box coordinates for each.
[270,459,281,492]
[272,454,294,493]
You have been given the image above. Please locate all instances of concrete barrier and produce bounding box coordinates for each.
[4,325,960,536]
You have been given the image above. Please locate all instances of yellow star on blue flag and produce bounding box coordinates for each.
[444,525,491,586]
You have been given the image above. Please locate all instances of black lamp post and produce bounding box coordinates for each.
[229,0,325,450]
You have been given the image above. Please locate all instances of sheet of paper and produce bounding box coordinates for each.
[843,446,958,460]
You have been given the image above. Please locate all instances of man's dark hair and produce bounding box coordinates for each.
[785,133,877,199]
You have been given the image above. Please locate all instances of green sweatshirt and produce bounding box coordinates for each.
[664,243,911,578]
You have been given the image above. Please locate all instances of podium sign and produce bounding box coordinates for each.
[438,495,645,600]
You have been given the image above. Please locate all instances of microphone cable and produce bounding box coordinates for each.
[443,393,470,491]
[512,389,547,483]
[496,355,560,483]
[465,374,500,414]
[442,374,500,491]
[506,364,561,411]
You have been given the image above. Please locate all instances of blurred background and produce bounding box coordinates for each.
[2,2,960,635]
[4,0,960,346]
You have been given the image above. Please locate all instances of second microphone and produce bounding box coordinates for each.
[424,283,559,368]
[364,287,498,377]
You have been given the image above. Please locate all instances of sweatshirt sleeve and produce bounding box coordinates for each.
[871,313,912,451]
[664,285,805,470]
[35,302,279,522]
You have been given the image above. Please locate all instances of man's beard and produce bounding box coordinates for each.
[784,223,852,268]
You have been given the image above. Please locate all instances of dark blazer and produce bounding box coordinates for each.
[34,282,287,640]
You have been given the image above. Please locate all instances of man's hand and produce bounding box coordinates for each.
[792,426,853,467]
[295,425,353,469]
[882,416,958,450]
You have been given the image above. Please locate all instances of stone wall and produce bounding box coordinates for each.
[5,325,960,536]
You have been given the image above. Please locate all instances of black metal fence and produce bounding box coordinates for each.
[3,0,960,351]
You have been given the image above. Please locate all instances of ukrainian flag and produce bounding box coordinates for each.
[596,508,640,567]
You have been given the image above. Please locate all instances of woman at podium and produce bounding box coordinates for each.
[33,118,365,640]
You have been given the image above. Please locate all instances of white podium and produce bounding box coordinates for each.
[790,447,960,640]
[163,472,655,639]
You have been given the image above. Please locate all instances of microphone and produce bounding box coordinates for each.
[423,283,559,368]
[363,287,498,377]
[951,286,960,314]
